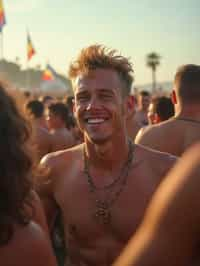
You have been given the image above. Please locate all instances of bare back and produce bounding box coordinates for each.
[135,117,200,156]
[39,144,176,266]
[51,128,75,152]
[32,126,53,160]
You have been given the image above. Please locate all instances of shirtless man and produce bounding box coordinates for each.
[0,83,56,266]
[38,44,176,266]
[114,142,200,266]
[147,96,174,125]
[135,64,200,156]
[46,102,75,151]
[134,91,151,127]
[25,99,53,160]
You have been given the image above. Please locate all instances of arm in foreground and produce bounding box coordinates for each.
[0,222,57,266]
[113,143,200,266]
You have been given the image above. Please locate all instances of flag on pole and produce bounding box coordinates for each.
[0,0,6,32]
[27,31,36,61]
[42,64,56,81]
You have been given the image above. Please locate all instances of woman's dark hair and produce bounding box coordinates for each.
[0,82,33,245]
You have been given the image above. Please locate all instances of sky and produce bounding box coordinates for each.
[2,0,200,86]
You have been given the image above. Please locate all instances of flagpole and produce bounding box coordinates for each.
[26,56,30,91]
[0,30,3,59]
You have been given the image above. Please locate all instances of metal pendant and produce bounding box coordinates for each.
[94,200,111,224]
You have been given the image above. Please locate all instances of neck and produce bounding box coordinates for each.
[84,136,130,171]
[175,106,200,120]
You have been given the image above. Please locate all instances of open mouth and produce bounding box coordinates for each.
[85,117,109,124]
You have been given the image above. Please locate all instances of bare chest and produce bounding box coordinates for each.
[54,164,160,244]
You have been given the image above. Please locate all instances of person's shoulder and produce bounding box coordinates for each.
[135,144,177,177]
[40,142,84,169]
[136,143,177,161]
[0,222,56,266]
[135,119,178,152]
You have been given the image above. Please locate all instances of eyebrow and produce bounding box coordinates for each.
[98,88,115,95]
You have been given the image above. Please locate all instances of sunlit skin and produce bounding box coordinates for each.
[74,69,128,147]
[147,102,157,125]
[39,68,176,266]
[113,143,200,266]
[135,89,200,156]
[134,95,151,127]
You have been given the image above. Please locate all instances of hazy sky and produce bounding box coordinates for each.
[3,0,200,85]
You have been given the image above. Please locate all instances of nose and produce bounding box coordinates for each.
[86,95,100,111]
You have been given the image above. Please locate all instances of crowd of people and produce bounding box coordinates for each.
[0,44,200,266]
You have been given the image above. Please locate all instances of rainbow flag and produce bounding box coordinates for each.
[0,0,6,32]
[27,32,36,61]
[42,64,56,81]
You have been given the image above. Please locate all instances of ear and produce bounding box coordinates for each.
[125,95,135,118]
[154,113,161,124]
[171,90,177,105]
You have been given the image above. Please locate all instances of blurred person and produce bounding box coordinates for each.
[38,44,176,266]
[155,96,174,122]
[135,64,200,156]
[147,97,158,125]
[137,95,175,138]
[113,142,200,266]
[47,102,75,151]
[40,95,56,109]
[0,81,56,266]
[126,94,142,140]
[25,99,53,160]
[134,90,151,126]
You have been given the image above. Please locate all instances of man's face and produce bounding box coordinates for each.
[46,111,62,130]
[147,103,156,124]
[73,68,128,144]
[139,95,150,111]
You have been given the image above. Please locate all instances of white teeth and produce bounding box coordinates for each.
[87,118,105,124]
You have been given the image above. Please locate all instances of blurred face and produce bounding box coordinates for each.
[147,102,156,124]
[139,95,151,111]
[73,68,128,144]
[46,111,62,130]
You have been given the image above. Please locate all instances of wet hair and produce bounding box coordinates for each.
[155,96,174,121]
[0,82,33,245]
[174,64,200,103]
[68,44,134,96]
[48,102,71,129]
[25,99,44,119]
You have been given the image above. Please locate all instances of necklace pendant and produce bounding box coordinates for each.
[94,200,110,224]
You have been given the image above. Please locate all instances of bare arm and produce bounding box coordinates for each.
[36,154,59,231]
[114,143,200,266]
[27,223,57,266]
[31,190,50,235]
[0,222,57,266]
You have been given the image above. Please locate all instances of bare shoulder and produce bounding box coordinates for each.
[135,119,176,145]
[40,142,84,170]
[135,144,177,177]
[0,222,56,266]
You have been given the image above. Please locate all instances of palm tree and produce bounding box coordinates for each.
[146,52,161,92]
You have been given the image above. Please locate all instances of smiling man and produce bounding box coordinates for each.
[38,45,176,266]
